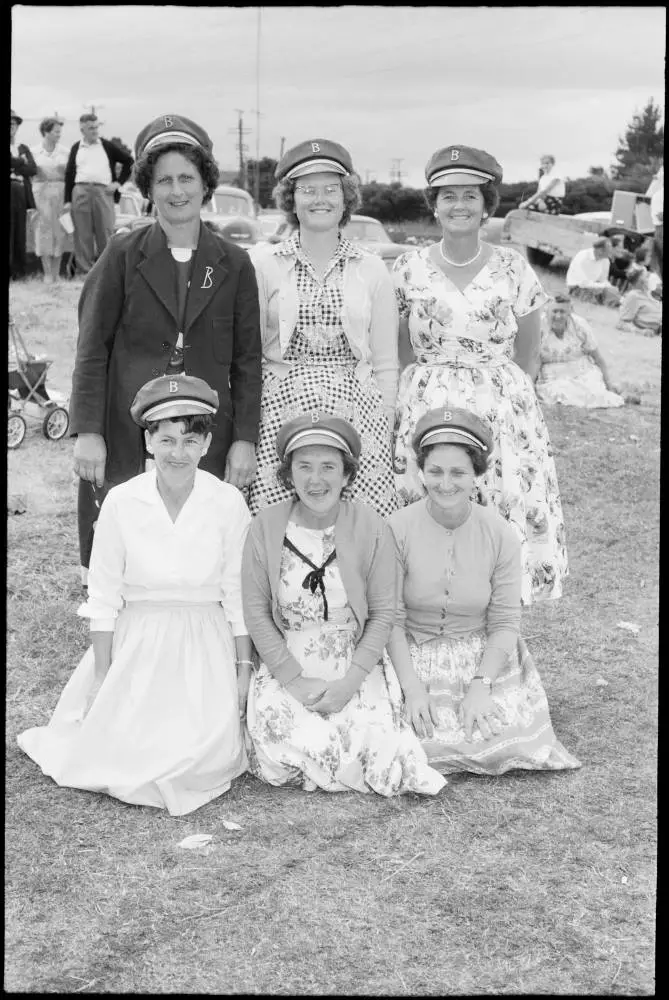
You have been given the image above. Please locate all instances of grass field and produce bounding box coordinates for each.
[6,268,659,995]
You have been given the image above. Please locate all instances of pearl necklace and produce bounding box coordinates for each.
[439,240,482,267]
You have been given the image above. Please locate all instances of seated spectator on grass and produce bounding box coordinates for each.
[385,407,581,776]
[519,154,565,215]
[608,235,633,291]
[633,246,662,298]
[566,237,621,307]
[241,412,445,797]
[17,375,252,817]
[616,266,662,336]
[536,294,626,408]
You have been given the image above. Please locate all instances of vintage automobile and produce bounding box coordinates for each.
[500,191,654,266]
[264,213,415,267]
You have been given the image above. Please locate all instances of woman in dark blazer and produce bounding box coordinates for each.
[70,113,262,583]
[10,109,37,279]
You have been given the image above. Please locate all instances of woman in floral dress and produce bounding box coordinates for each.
[392,144,567,604]
[248,138,398,519]
[31,117,72,282]
[241,413,445,796]
[387,408,580,776]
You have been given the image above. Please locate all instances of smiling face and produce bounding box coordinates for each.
[548,301,571,336]
[435,185,485,235]
[290,444,349,523]
[151,150,205,228]
[293,171,345,232]
[422,444,476,515]
[145,419,211,489]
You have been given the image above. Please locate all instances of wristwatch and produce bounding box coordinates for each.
[471,674,493,690]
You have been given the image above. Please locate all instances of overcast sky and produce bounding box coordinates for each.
[10,5,666,187]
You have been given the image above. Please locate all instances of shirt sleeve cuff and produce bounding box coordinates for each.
[89,618,116,632]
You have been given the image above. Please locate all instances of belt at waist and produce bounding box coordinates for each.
[74,181,108,187]
[412,354,511,370]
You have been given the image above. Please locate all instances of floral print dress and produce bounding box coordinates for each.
[245,521,445,796]
[392,245,567,604]
[536,315,624,408]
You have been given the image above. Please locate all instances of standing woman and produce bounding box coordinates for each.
[70,114,262,586]
[10,109,37,280]
[392,145,567,604]
[31,117,72,283]
[248,139,399,518]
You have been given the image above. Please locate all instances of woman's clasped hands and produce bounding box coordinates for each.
[459,680,507,742]
[285,664,366,716]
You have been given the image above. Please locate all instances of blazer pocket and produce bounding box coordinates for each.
[211,317,234,364]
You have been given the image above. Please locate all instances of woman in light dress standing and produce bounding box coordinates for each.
[392,144,568,604]
[31,117,72,282]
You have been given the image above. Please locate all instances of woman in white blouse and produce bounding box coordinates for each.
[31,117,72,282]
[18,375,252,817]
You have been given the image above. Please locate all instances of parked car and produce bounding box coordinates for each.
[113,189,146,232]
[204,185,256,220]
[264,213,415,267]
[257,210,288,240]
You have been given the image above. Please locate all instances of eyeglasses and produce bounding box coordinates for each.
[294,184,343,198]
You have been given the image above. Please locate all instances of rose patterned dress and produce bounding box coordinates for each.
[245,521,446,796]
[536,314,624,408]
[392,245,567,604]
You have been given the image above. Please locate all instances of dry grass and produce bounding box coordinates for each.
[6,273,658,995]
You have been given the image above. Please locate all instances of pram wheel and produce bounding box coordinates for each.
[42,406,69,441]
[8,413,27,449]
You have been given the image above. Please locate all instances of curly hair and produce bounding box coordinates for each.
[416,441,489,478]
[39,117,63,136]
[423,180,500,223]
[272,173,362,229]
[276,450,359,495]
[145,414,215,437]
[133,143,219,205]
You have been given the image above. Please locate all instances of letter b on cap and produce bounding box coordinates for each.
[450,149,460,161]
[169,380,179,393]
[163,115,174,129]
[311,142,320,152]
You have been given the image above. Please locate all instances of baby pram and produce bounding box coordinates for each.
[8,316,70,449]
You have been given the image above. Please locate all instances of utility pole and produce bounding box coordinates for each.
[229,110,251,191]
[253,6,262,209]
[279,136,286,161]
[390,158,404,184]
[83,102,104,118]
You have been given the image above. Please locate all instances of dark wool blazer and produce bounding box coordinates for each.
[64,138,134,203]
[10,143,37,210]
[69,221,262,485]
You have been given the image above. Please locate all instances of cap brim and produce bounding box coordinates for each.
[285,160,349,180]
[142,131,203,155]
[284,429,353,457]
[429,169,495,186]
[419,428,488,451]
[141,399,217,424]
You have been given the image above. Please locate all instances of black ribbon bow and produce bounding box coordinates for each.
[283,535,337,621]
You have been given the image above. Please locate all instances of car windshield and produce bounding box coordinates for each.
[342,220,389,242]
[210,192,253,217]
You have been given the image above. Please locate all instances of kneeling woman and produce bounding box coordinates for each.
[387,408,581,776]
[242,413,445,796]
[18,375,252,816]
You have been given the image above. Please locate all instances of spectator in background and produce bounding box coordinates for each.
[31,117,71,283]
[63,114,134,276]
[646,164,663,276]
[632,245,662,298]
[519,154,566,215]
[607,234,633,291]
[566,237,621,307]
[616,266,662,336]
[10,109,37,280]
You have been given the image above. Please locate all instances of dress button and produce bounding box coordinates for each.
[162,341,170,350]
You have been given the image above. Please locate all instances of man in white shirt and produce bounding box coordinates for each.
[519,155,566,215]
[566,237,621,307]
[63,114,134,275]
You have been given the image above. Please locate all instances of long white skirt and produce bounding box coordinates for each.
[17,602,247,816]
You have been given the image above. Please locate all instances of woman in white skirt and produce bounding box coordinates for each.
[18,374,252,816]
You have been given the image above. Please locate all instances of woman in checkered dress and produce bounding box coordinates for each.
[247,139,399,518]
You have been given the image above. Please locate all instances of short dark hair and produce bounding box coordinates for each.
[145,413,215,437]
[276,449,359,495]
[552,293,572,306]
[423,179,500,222]
[80,113,98,124]
[133,143,220,205]
[416,441,489,477]
[272,173,361,229]
[39,117,63,136]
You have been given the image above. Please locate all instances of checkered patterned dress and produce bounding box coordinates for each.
[248,236,397,517]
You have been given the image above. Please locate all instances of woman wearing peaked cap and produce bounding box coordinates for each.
[386,407,580,775]
[69,113,262,587]
[392,144,568,604]
[241,411,445,796]
[247,137,399,519]
[19,374,253,816]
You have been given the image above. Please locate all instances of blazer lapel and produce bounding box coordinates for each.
[184,223,229,333]
[136,224,179,325]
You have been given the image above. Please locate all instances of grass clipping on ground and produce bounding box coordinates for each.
[6,276,658,995]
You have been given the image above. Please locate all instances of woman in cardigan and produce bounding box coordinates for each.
[247,138,399,519]
[241,413,445,796]
[386,407,581,776]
